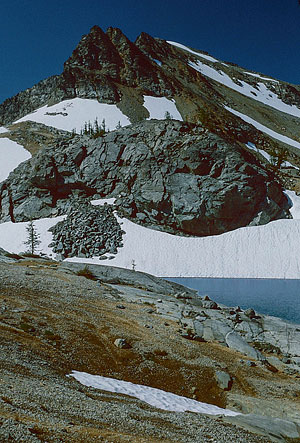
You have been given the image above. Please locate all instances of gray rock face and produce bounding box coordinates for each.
[225,414,300,442]
[0,120,291,237]
[225,331,263,361]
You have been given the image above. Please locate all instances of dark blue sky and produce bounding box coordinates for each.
[1,0,299,104]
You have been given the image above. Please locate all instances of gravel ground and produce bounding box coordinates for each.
[0,259,296,442]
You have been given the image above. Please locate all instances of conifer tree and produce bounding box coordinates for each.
[24,220,41,255]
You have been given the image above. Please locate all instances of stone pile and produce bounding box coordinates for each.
[49,202,124,258]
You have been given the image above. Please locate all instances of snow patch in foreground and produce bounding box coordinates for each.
[0,138,31,182]
[226,106,300,151]
[0,216,64,256]
[68,370,239,416]
[143,96,183,121]
[14,98,131,133]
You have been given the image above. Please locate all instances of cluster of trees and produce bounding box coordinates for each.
[71,118,123,138]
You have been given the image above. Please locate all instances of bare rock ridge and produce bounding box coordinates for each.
[0,26,177,125]
[1,24,300,166]
[0,120,290,238]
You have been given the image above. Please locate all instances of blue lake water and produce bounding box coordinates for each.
[167,278,300,325]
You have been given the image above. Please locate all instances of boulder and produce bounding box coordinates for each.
[114,338,131,349]
[215,370,233,391]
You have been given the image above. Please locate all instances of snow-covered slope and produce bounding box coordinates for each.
[15,98,131,133]
[0,137,31,182]
[143,96,182,120]
[14,96,183,133]
[189,60,300,118]
[67,215,300,279]
[68,370,239,417]
[0,216,64,257]
[167,41,219,63]
[226,106,300,150]
[1,194,300,278]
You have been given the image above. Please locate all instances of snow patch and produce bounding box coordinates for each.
[91,198,116,206]
[66,199,300,279]
[246,142,272,162]
[190,60,300,118]
[143,96,183,121]
[153,59,162,66]
[226,106,300,151]
[284,191,300,220]
[68,370,239,416]
[0,138,31,182]
[245,72,279,83]
[167,41,219,63]
[0,216,64,256]
[0,127,9,133]
[14,98,131,133]
[2,196,300,279]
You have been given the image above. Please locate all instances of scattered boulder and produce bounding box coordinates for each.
[215,370,233,391]
[114,338,131,349]
[202,300,219,310]
[225,331,263,360]
[244,308,256,319]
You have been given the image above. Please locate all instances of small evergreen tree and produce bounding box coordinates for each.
[116,121,122,130]
[94,117,99,133]
[164,111,173,120]
[24,220,41,255]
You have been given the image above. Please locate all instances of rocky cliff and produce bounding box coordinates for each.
[0,120,290,239]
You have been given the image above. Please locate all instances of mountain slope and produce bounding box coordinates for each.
[0,26,300,275]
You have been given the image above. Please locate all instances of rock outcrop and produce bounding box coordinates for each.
[0,120,290,237]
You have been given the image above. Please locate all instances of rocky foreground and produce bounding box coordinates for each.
[0,254,300,442]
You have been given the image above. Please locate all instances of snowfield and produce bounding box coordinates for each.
[68,370,239,417]
[189,60,300,118]
[0,216,64,257]
[143,96,183,120]
[64,193,300,279]
[226,106,300,150]
[245,71,278,83]
[0,137,31,182]
[167,40,219,63]
[1,194,300,279]
[14,96,183,133]
[0,127,8,133]
[68,214,300,279]
[14,98,131,133]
